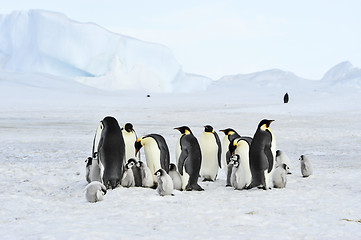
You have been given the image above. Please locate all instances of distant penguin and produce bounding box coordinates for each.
[272,163,289,188]
[155,169,174,196]
[247,119,276,190]
[121,159,136,188]
[85,181,107,203]
[169,163,182,191]
[299,155,313,177]
[135,134,170,185]
[122,123,137,164]
[129,157,142,187]
[229,137,253,188]
[284,93,289,103]
[85,157,92,183]
[174,126,204,191]
[91,116,125,189]
[199,125,222,181]
[230,154,246,190]
[276,150,291,174]
[137,160,153,188]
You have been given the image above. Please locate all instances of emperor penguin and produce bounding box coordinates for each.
[199,125,222,181]
[137,160,153,188]
[276,150,291,174]
[230,155,246,190]
[128,157,142,187]
[91,116,125,189]
[174,126,204,191]
[299,155,313,177]
[134,134,170,185]
[155,169,174,196]
[85,181,107,203]
[85,157,92,183]
[121,159,136,188]
[272,163,289,188]
[247,119,277,190]
[169,163,182,191]
[228,137,253,188]
[121,123,138,164]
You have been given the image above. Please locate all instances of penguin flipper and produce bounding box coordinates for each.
[178,149,188,176]
[214,132,222,168]
[264,145,274,173]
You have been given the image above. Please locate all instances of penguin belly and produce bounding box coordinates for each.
[121,168,135,187]
[143,140,162,182]
[231,166,246,190]
[199,133,219,181]
[122,131,137,164]
[234,140,252,187]
[169,170,182,190]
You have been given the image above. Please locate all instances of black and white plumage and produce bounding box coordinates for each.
[299,155,313,177]
[219,128,241,173]
[272,163,289,188]
[155,169,174,196]
[121,159,136,188]
[137,160,153,188]
[122,123,137,164]
[85,157,92,183]
[85,181,107,203]
[276,150,291,174]
[230,154,246,190]
[169,163,182,191]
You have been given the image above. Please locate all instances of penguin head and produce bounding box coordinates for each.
[169,163,177,171]
[126,158,137,168]
[137,160,144,168]
[124,123,134,133]
[155,169,165,177]
[229,139,238,155]
[134,138,143,155]
[174,126,192,135]
[299,155,305,161]
[219,128,236,136]
[85,157,93,167]
[233,159,239,167]
[204,125,214,133]
[276,150,281,157]
[282,163,289,172]
[258,119,274,131]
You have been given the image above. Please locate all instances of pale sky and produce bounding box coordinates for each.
[2,0,361,80]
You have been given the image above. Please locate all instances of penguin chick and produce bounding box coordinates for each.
[155,169,174,196]
[169,163,182,191]
[276,150,291,174]
[299,155,313,177]
[85,181,107,203]
[230,154,246,190]
[137,160,153,188]
[121,159,136,187]
[272,163,289,188]
[85,157,92,183]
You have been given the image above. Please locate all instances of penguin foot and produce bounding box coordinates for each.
[226,184,232,187]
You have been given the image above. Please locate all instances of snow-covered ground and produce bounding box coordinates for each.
[1,71,361,239]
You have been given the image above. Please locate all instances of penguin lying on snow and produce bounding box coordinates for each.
[299,155,313,177]
[155,169,174,196]
[85,181,107,203]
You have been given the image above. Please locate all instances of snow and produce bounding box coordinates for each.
[1,9,361,240]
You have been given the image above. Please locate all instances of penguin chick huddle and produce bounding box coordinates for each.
[84,116,313,202]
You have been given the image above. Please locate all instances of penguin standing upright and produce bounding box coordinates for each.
[276,150,291,174]
[92,116,125,189]
[199,125,222,181]
[155,169,174,196]
[272,163,289,188]
[229,137,253,188]
[137,160,153,188]
[284,93,289,103]
[121,159,136,188]
[135,134,170,185]
[174,126,204,191]
[299,155,313,177]
[169,163,182,191]
[230,155,246,190]
[122,123,137,164]
[85,157,93,183]
[219,128,241,186]
[128,157,142,187]
[247,119,276,190]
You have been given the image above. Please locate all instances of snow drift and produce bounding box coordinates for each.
[0,10,212,93]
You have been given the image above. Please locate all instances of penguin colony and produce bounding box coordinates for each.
[85,116,312,202]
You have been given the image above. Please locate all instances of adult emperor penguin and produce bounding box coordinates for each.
[169,163,182,191]
[134,134,170,185]
[155,169,174,196]
[121,159,136,188]
[199,125,222,181]
[92,116,125,189]
[229,137,253,188]
[230,155,246,190]
[272,163,289,188]
[122,123,137,163]
[247,119,276,190]
[299,155,313,177]
[219,128,241,170]
[174,126,204,191]
[85,181,107,203]
[276,150,291,174]
[137,160,153,188]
